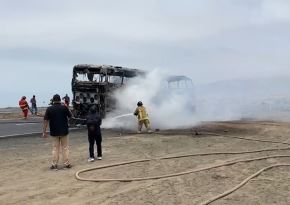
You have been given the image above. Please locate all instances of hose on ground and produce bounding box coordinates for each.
[75,153,290,182]
[151,131,290,146]
[200,131,290,146]
[75,133,290,204]
[199,163,290,205]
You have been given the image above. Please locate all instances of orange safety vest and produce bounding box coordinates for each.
[19,99,28,110]
[135,106,149,121]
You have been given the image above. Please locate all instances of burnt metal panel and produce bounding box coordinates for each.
[71,64,145,123]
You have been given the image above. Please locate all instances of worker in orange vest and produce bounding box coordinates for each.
[19,96,29,119]
[134,101,152,133]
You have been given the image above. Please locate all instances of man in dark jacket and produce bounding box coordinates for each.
[86,106,102,162]
[30,95,37,115]
[42,94,72,170]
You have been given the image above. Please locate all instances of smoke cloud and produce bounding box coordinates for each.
[102,69,197,130]
[103,70,290,130]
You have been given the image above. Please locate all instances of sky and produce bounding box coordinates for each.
[1,0,290,107]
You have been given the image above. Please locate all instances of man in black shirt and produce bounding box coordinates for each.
[43,94,72,170]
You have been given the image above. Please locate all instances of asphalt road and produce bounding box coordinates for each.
[0,117,44,138]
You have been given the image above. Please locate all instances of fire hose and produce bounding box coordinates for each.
[75,132,290,204]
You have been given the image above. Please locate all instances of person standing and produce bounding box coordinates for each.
[86,106,102,162]
[30,95,37,115]
[19,96,29,119]
[134,101,152,133]
[62,94,70,107]
[42,94,72,170]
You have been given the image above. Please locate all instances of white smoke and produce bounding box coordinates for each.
[102,69,198,130]
[193,76,290,123]
[102,69,290,130]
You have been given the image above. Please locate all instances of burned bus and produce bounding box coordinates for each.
[71,64,145,123]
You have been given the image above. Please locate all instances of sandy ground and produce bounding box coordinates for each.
[1,120,290,205]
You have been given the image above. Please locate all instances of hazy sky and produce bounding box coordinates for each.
[1,0,290,107]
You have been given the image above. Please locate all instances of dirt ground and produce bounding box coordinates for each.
[1,120,290,205]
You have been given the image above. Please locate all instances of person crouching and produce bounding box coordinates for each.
[86,106,102,162]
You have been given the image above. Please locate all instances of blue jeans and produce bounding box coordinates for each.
[31,105,37,114]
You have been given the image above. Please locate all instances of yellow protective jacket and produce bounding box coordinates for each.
[134,106,149,121]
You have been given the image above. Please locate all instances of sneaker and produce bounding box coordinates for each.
[50,164,58,170]
[88,158,95,162]
[97,156,102,160]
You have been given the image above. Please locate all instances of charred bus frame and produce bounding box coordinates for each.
[71,64,145,121]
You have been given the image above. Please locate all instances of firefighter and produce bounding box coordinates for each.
[134,101,152,133]
[19,96,29,119]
